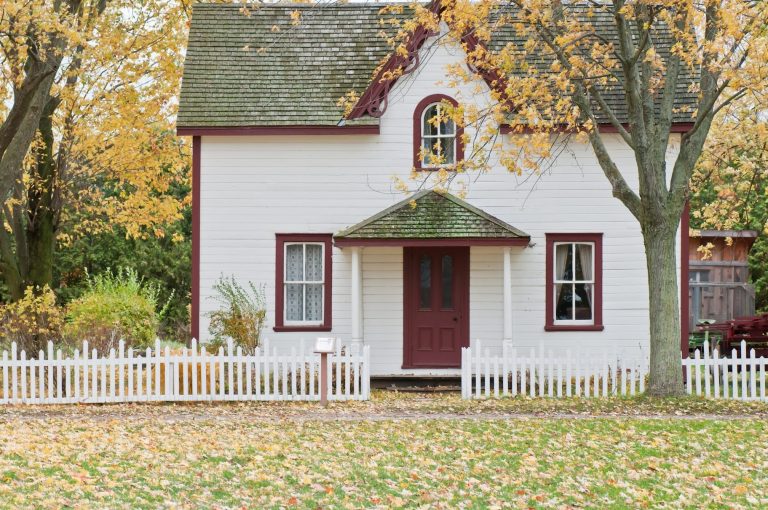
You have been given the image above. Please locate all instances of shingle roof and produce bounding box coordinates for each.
[334,190,530,240]
[178,4,394,128]
[178,3,698,128]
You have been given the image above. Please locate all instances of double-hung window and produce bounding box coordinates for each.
[275,234,332,331]
[545,234,603,331]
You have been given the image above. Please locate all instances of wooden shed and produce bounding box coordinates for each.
[688,230,758,331]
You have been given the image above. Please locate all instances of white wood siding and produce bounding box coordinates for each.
[198,38,682,375]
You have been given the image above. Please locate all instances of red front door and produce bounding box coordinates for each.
[403,247,469,368]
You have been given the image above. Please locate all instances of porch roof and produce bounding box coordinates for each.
[334,190,530,247]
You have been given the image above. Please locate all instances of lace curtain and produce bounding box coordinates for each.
[285,243,323,322]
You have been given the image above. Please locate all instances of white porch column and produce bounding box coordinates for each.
[503,247,513,349]
[351,247,363,352]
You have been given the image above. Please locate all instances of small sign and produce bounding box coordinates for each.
[314,337,336,354]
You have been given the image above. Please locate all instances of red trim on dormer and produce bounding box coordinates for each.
[346,23,437,120]
[346,25,511,121]
[460,32,510,100]
[413,94,465,170]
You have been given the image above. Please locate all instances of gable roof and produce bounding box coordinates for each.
[178,4,396,130]
[178,3,698,131]
[334,190,530,246]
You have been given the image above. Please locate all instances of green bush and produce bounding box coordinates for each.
[64,268,170,351]
[207,275,266,353]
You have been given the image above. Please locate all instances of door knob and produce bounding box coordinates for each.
[452,317,458,322]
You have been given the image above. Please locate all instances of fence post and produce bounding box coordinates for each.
[2,350,8,405]
[461,348,468,399]
[740,341,748,400]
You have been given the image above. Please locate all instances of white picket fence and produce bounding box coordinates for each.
[0,338,370,404]
[461,342,647,399]
[683,339,768,401]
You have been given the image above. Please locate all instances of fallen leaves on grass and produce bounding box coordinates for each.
[0,394,766,508]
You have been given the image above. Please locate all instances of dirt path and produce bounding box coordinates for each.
[0,402,765,422]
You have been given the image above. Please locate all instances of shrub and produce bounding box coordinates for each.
[207,275,266,352]
[0,286,64,353]
[64,268,170,351]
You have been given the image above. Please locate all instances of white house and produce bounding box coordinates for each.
[177,3,693,376]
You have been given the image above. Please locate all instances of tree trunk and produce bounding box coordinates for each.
[25,98,59,291]
[643,222,685,396]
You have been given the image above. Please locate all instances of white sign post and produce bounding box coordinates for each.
[314,337,337,406]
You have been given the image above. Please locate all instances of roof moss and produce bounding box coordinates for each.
[178,4,699,128]
[335,190,530,240]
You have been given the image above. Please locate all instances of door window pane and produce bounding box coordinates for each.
[441,255,454,309]
[419,255,432,309]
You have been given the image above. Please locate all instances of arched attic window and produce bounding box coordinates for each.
[413,94,464,169]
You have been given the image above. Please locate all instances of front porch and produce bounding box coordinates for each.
[334,190,531,374]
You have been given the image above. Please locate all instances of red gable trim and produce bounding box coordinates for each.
[346,18,507,121]
[460,32,509,99]
[346,23,437,119]
[177,125,379,136]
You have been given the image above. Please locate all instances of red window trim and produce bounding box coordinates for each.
[413,94,465,170]
[274,234,333,332]
[545,233,604,332]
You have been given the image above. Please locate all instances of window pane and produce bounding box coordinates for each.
[555,283,573,321]
[305,284,323,321]
[305,244,323,281]
[285,283,304,321]
[286,244,303,281]
[439,114,455,135]
[575,244,592,281]
[422,137,435,165]
[419,255,431,309]
[574,283,593,320]
[554,244,572,281]
[441,255,454,309]
[442,137,455,164]
[422,105,439,137]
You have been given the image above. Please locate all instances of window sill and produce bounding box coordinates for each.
[545,324,604,332]
[414,165,459,172]
[273,325,332,333]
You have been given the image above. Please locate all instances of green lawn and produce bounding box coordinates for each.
[0,395,767,509]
